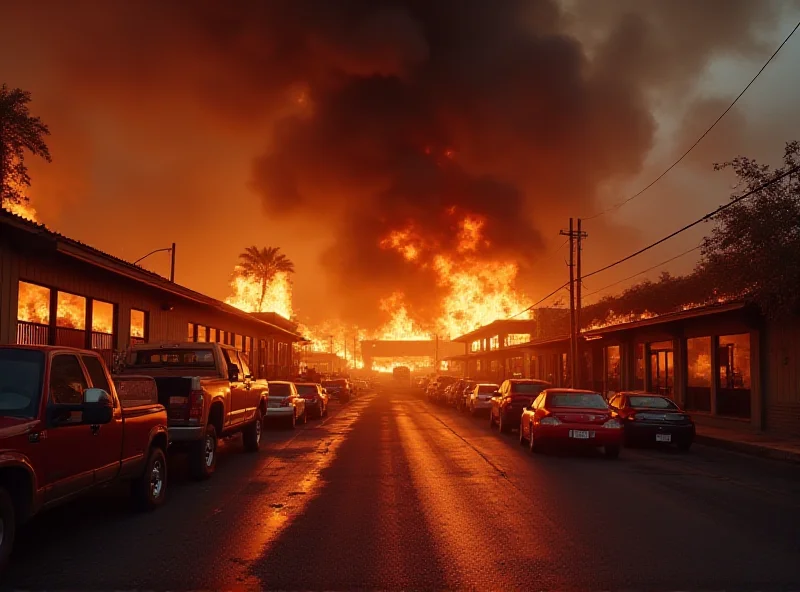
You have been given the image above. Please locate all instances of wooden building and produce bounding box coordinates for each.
[0,210,304,378]
[446,302,800,437]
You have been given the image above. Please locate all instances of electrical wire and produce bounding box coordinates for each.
[584,19,800,221]
[581,244,702,300]
[582,164,800,280]
[507,281,570,319]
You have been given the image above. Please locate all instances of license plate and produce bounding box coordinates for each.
[169,396,187,406]
[569,430,592,439]
[656,433,672,442]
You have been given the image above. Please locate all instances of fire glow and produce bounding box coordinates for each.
[225,269,294,320]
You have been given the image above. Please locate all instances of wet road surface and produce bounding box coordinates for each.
[4,387,800,590]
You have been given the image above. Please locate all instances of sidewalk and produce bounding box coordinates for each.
[694,422,800,463]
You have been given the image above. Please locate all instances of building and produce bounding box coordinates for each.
[360,339,464,373]
[0,209,304,378]
[446,302,800,437]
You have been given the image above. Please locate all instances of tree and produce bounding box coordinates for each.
[236,246,295,311]
[699,141,800,318]
[0,84,51,208]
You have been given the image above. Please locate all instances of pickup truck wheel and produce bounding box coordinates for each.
[0,488,15,573]
[133,447,168,510]
[189,424,218,480]
[243,410,263,452]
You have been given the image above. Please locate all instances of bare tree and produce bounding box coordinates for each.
[0,84,51,208]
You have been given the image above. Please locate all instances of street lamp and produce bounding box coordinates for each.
[134,242,176,282]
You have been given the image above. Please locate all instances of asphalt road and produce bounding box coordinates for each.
[4,387,800,590]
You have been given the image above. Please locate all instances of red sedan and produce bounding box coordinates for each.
[519,389,623,458]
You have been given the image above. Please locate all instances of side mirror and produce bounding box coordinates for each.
[228,365,240,382]
[83,388,114,424]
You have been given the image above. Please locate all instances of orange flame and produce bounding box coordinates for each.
[225,269,294,319]
[376,293,431,340]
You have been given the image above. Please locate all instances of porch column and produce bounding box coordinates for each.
[673,336,686,407]
[750,329,764,430]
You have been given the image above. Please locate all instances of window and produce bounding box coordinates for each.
[505,333,530,347]
[188,322,196,341]
[238,351,252,378]
[197,326,208,343]
[634,343,645,390]
[717,333,751,419]
[470,340,481,353]
[649,341,674,397]
[0,348,44,418]
[687,337,712,387]
[130,309,147,341]
[510,382,547,394]
[49,354,87,405]
[56,292,86,330]
[131,349,216,367]
[91,300,114,334]
[223,349,243,378]
[489,335,499,350]
[629,396,678,410]
[605,345,621,397]
[82,355,112,393]
[235,334,243,351]
[17,281,51,325]
[549,392,607,409]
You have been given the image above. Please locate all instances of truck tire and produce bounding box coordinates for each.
[132,446,168,510]
[189,423,218,480]
[0,488,15,574]
[243,410,263,453]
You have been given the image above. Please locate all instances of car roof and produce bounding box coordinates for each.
[0,344,88,353]
[509,379,550,384]
[544,388,602,395]
[618,391,665,397]
[268,380,293,385]
[293,382,319,386]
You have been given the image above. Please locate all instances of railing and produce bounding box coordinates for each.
[92,331,114,366]
[16,321,50,345]
[55,326,86,348]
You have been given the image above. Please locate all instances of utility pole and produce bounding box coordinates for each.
[170,242,176,282]
[560,218,587,388]
[575,219,587,388]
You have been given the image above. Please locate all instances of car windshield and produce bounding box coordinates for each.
[511,383,547,394]
[0,349,44,418]
[323,381,344,388]
[629,396,678,410]
[549,393,608,409]
[296,384,318,395]
[268,383,293,397]
[132,349,216,367]
[478,384,498,393]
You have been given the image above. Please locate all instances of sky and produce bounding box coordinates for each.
[1,0,799,330]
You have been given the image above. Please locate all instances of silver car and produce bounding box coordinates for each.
[468,383,500,415]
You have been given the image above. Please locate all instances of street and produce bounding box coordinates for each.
[4,387,800,590]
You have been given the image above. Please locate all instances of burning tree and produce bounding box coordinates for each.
[230,246,295,314]
[0,84,51,214]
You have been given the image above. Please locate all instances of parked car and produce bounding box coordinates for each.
[267,381,307,428]
[489,379,551,433]
[294,382,329,419]
[456,381,476,411]
[608,391,695,450]
[446,380,465,406]
[122,342,268,480]
[430,376,458,404]
[468,383,500,415]
[322,379,351,403]
[519,388,623,458]
[0,345,169,571]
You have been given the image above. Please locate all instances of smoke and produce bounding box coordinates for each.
[0,0,790,327]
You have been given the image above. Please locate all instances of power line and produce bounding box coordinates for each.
[507,281,570,319]
[582,244,702,299]
[583,163,800,280]
[585,19,800,221]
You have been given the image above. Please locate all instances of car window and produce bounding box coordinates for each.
[629,396,678,410]
[549,393,608,409]
[608,395,619,408]
[531,393,544,409]
[50,354,87,406]
[511,383,547,394]
[81,355,111,393]
[237,351,252,378]
[223,349,243,379]
[0,348,44,418]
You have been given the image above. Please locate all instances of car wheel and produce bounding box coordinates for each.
[519,421,527,445]
[529,423,538,454]
[499,413,509,434]
[488,409,495,429]
[189,423,218,480]
[132,446,168,510]
[0,487,16,574]
[287,411,296,430]
[604,445,621,459]
[243,409,263,452]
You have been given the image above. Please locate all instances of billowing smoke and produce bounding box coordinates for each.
[0,0,789,327]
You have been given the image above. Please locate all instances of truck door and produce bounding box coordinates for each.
[44,353,97,502]
[222,348,246,426]
[80,354,124,484]
[237,351,259,422]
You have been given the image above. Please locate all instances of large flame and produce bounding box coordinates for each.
[375,293,431,340]
[225,268,294,319]
[379,212,531,340]
[3,199,38,221]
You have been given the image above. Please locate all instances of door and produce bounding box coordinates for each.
[237,351,260,423]
[44,353,97,502]
[81,354,124,484]
[222,348,247,426]
[649,350,674,398]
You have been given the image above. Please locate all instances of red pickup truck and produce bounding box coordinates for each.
[0,345,169,572]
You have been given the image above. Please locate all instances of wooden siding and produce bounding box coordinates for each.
[764,317,800,436]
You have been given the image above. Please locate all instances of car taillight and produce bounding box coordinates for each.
[603,418,622,429]
[189,390,204,423]
[626,413,637,421]
[539,416,561,426]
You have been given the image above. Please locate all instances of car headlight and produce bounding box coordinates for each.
[603,419,622,429]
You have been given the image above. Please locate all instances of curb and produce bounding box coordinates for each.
[694,434,800,464]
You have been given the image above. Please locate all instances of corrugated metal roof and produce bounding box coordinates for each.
[1,208,305,340]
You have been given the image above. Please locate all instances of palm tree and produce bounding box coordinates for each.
[237,246,295,311]
[0,84,51,208]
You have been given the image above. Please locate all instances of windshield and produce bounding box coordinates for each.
[478,384,499,393]
[323,381,344,388]
[0,349,44,418]
[268,383,293,397]
[549,393,608,409]
[132,349,216,368]
[511,383,547,394]
[629,396,678,410]
[296,384,318,395]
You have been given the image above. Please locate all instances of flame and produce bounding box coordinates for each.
[584,310,658,331]
[3,199,38,221]
[225,268,294,319]
[375,293,431,340]
[379,211,532,340]
[370,356,433,373]
[17,281,50,324]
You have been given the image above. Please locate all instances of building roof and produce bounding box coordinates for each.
[581,302,747,336]
[451,319,537,343]
[1,208,305,341]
